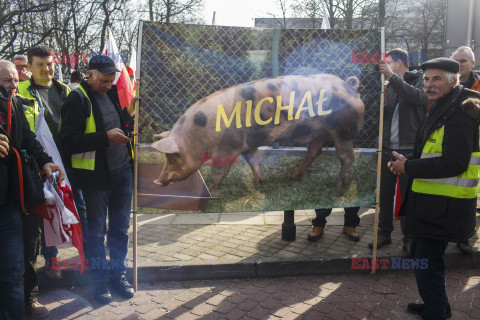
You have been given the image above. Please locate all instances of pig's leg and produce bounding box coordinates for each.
[210,161,233,189]
[292,134,329,180]
[331,136,355,188]
[242,149,264,184]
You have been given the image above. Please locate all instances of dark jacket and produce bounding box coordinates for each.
[0,86,53,205]
[400,86,480,241]
[59,80,133,190]
[383,70,428,148]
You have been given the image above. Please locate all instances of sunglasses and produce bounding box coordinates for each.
[16,65,28,70]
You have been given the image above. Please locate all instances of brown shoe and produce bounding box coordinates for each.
[343,226,360,242]
[307,226,324,242]
[26,302,49,319]
[44,258,62,281]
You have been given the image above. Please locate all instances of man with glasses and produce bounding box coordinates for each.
[12,55,32,82]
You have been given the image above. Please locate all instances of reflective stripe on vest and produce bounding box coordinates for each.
[412,125,480,199]
[71,85,96,171]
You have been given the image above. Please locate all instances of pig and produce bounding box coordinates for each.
[151,74,365,189]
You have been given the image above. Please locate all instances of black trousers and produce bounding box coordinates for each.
[21,213,41,305]
[411,236,451,320]
[312,207,360,228]
[379,147,411,241]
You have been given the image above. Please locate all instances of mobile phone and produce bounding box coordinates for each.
[383,150,396,160]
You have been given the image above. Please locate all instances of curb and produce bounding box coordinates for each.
[39,251,480,286]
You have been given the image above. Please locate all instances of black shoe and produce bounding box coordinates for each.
[457,240,473,254]
[94,284,112,304]
[368,235,391,249]
[110,275,135,298]
[407,303,452,319]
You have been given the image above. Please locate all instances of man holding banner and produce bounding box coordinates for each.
[389,58,480,320]
[371,48,427,253]
[59,55,136,304]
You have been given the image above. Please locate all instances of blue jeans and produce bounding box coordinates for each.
[411,236,451,320]
[313,207,360,228]
[83,168,133,282]
[0,201,25,320]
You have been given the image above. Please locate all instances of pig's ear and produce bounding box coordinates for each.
[151,136,179,154]
[153,131,170,140]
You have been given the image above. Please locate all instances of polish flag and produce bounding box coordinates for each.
[103,28,134,109]
[128,45,137,92]
[394,177,402,219]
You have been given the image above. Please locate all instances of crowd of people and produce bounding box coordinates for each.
[0,42,479,320]
[0,46,138,319]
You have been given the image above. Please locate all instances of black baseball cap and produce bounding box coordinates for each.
[88,55,121,73]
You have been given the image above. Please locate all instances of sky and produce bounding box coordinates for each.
[202,0,283,28]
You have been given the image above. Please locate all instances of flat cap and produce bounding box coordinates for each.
[421,57,459,74]
[88,55,120,73]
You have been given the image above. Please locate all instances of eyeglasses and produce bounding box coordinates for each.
[15,65,27,70]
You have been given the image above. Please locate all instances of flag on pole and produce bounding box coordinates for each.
[321,3,331,30]
[57,64,63,82]
[128,45,137,92]
[103,28,134,109]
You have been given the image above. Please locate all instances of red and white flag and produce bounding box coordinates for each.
[103,28,134,109]
[128,45,137,92]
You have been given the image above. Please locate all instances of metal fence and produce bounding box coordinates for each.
[138,22,381,148]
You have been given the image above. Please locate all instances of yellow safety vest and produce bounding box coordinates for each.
[412,125,480,199]
[71,85,96,171]
[18,80,71,131]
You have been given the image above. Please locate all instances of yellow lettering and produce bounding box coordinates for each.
[295,91,315,119]
[254,97,273,125]
[274,91,295,124]
[216,102,242,132]
[316,89,332,116]
[245,100,252,127]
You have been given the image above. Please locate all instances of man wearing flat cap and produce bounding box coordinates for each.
[389,57,480,319]
[59,55,139,304]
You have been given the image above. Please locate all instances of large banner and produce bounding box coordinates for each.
[138,22,381,213]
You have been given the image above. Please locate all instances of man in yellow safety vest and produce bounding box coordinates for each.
[59,55,137,304]
[389,57,480,320]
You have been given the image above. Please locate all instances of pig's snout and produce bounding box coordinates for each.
[153,178,169,186]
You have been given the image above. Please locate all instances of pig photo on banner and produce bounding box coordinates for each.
[137,22,381,213]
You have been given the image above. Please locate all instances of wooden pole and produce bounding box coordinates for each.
[132,21,144,292]
[371,27,386,275]
[132,89,139,291]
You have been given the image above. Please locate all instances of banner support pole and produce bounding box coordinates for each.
[132,20,144,292]
[371,26,386,275]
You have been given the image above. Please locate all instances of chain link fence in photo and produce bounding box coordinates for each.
[138,22,381,149]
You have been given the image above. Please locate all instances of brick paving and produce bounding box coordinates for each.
[38,267,480,319]
[49,209,480,277]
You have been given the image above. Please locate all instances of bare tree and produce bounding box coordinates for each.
[145,0,204,23]
[0,0,55,58]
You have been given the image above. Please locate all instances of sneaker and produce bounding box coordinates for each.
[307,226,324,242]
[26,302,49,319]
[343,226,360,242]
[368,235,391,249]
[44,258,62,281]
[457,240,473,254]
[94,283,112,304]
[110,275,135,298]
[407,303,452,319]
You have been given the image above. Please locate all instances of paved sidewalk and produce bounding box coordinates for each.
[46,208,480,282]
[39,267,480,320]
